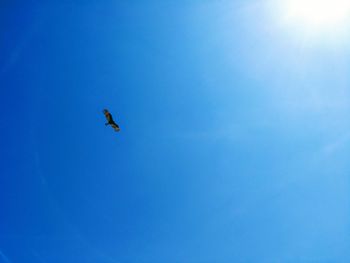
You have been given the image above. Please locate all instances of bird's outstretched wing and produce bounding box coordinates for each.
[111,123,120,132]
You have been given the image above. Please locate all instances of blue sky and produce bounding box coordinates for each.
[1,1,350,262]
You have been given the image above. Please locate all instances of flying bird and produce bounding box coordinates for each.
[103,109,120,132]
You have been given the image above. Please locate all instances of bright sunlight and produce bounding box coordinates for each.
[283,0,350,31]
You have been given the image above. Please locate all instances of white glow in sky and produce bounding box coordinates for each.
[282,0,350,30]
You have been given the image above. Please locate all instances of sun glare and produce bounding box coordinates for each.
[284,0,350,30]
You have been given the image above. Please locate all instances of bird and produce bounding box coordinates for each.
[103,109,120,132]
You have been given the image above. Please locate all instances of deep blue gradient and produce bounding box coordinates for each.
[1,1,350,262]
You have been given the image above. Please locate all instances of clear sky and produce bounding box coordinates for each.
[1,1,350,262]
